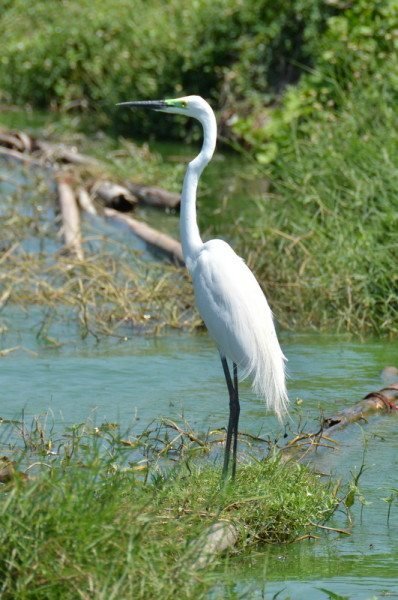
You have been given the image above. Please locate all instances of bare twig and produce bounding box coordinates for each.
[308,521,351,536]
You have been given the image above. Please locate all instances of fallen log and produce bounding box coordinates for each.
[93,180,137,211]
[77,187,97,215]
[322,382,398,433]
[56,177,84,260]
[282,381,398,460]
[126,182,180,210]
[0,128,181,213]
[0,130,32,153]
[103,207,184,265]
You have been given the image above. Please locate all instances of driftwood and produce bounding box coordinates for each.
[56,177,84,260]
[0,129,95,166]
[0,130,32,153]
[189,378,398,567]
[322,382,398,433]
[0,127,180,212]
[0,127,186,263]
[282,380,398,461]
[93,180,137,211]
[77,187,97,215]
[126,182,180,210]
[104,207,184,265]
[312,380,398,436]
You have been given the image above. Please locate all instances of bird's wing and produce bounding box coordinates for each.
[191,239,288,417]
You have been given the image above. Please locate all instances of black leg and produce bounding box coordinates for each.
[231,362,240,479]
[220,355,240,480]
[221,356,234,479]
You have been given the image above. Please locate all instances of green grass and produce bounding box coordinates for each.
[0,420,339,599]
[240,82,398,335]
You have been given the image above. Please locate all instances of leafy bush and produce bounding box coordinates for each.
[0,0,333,136]
[240,80,398,334]
[232,0,398,159]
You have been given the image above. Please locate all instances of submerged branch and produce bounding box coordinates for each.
[283,380,398,460]
[322,382,398,433]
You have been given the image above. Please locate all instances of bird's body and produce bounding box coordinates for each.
[191,238,287,418]
[118,95,288,478]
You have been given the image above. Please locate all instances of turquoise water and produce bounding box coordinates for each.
[2,309,398,599]
[2,154,398,599]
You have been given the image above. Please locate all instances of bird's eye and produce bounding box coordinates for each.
[180,100,187,108]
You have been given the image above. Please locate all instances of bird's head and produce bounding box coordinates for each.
[117,95,212,123]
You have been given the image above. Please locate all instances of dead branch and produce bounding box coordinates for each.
[77,187,97,215]
[93,180,137,211]
[0,146,46,168]
[0,130,32,153]
[283,381,398,461]
[308,521,351,536]
[103,207,184,265]
[126,182,180,210]
[161,418,207,446]
[322,383,398,433]
[56,177,84,260]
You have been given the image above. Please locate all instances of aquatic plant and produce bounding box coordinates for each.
[0,417,339,599]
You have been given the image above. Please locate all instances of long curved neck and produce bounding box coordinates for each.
[180,109,217,272]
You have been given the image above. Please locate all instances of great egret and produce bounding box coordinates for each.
[118,95,288,478]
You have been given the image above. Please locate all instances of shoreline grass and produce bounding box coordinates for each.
[0,418,339,599]
[238,82,398,336]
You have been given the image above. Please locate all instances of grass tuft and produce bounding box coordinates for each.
[241,84,398,335]
[0,419,339,599]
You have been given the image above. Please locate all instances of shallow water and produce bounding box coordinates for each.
[1,309,398,599]
[1,154,398,599]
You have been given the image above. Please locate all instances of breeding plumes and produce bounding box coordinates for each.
[118,95,288,478]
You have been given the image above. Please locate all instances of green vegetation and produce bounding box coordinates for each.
[0,419,339,599]
[1,4,391,593]
[0,0,333,137]
[243,81,398,334]
[1,0,397,334]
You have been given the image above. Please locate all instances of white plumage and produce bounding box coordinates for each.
[192,239,288,420]
[119,94,288,477]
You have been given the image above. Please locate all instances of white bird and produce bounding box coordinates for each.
[118,95,288,478]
